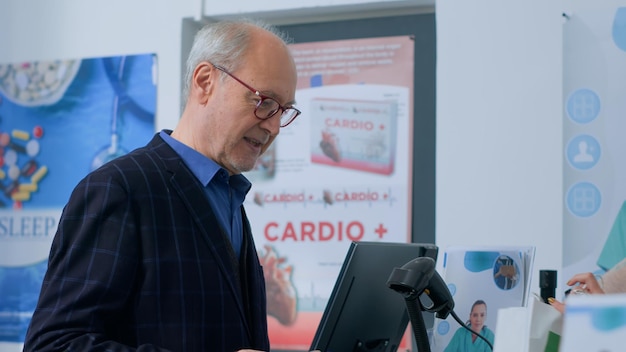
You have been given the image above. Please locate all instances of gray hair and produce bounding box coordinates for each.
[182,19,292,102]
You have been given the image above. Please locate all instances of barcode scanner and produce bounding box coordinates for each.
[388,257,455,352]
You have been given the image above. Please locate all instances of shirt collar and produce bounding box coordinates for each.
[159,130,252,194]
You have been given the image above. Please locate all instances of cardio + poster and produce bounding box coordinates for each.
[243,36,415,350]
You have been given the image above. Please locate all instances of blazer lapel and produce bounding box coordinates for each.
[169,164,243,287]
[150,134,252,337]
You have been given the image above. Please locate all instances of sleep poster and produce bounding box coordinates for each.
[0,54,156,351]
[243,36,415,350]
[562,2,626,291]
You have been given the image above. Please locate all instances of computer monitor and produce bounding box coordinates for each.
[309,241,438,352]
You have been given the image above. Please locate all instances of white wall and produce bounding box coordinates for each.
[0,0,565,298]
[436,0,565,291]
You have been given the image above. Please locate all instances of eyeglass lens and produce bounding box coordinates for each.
[255,98,299,126]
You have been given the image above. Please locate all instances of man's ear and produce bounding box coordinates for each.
[190,62,214,104]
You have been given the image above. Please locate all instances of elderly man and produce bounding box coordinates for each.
[23,19,299,352]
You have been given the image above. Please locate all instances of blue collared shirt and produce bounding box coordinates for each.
[160,130,251,258]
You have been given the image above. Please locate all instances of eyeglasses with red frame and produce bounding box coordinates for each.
[212,63,301,127]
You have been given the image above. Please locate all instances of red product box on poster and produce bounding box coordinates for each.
[310,98,398,175]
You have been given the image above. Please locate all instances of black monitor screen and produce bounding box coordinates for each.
[309,241,438,352]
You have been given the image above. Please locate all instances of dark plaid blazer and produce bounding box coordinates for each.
[23,133,269,352]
